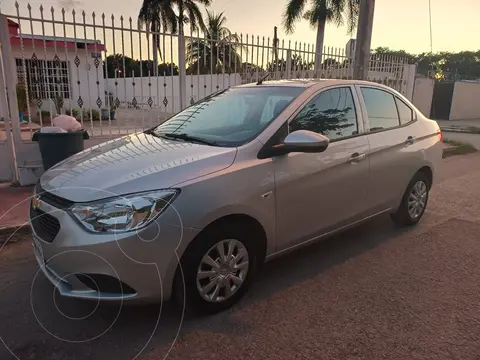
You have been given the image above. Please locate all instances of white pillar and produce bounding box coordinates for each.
[0,15,20,183]
[177,23,187,110]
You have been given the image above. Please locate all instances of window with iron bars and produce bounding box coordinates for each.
[16,59,71,100]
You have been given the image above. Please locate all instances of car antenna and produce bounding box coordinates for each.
[256,73,270,85]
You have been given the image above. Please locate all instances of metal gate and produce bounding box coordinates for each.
[0,14,21,184]
[1,3,414,186]
[430,82,455,120]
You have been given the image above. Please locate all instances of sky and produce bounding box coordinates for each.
[2,0,479,55]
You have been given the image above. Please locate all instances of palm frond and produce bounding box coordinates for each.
[283,0,308,34]
[184,1,206,32]
[286,0,359,34]
[345,0,360,34]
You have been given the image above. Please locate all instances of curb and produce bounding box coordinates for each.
[0,224,31,246]
[441,126,480,134]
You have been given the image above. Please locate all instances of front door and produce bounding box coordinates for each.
[273,86,370,251]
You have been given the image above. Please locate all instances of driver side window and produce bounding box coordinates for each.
[288,87,358,141]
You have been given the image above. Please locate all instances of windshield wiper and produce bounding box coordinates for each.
[161,133,218,146]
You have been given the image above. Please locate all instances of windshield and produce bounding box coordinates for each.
[151,86,304,147]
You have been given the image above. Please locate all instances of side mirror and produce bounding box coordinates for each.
[258,130,329,159]
[282,130,329,153]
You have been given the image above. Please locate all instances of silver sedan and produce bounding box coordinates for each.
[30,79,443,314]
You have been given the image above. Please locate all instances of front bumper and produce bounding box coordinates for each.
[30,189,199,303]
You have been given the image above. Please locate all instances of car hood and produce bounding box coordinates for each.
[40,133,237,202]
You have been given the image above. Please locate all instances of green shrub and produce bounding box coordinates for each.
[81,109,100,121]
[65,108,80,118]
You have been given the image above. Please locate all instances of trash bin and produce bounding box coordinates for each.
[32,130,89,170]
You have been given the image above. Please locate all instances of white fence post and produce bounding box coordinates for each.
[177,25,187,111]
[0,14,21,183]
[405,63,417,101]
[286,49,292,79]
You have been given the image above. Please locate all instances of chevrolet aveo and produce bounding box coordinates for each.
[30,79,442,314]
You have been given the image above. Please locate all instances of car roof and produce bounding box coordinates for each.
[237,79,405,97]
[237,79,322,88]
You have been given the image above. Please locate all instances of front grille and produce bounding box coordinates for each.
[35,183,74,210]
[30,206,61,242]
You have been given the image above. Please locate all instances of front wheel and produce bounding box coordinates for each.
[174,225,256,314]
[391,172,430,226]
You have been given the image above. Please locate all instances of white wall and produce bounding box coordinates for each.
[412,77,434,117]
[11,45,106,114]
[450,81,480,120]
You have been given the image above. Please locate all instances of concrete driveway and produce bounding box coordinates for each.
[1,153,480,360]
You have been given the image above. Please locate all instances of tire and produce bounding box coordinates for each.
[391,172,430,226]
[173,222,258,315]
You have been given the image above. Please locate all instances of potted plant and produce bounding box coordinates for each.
[16,84,28,122]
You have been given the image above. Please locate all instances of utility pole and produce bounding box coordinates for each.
[273,26,279,72]
[353,0,375,80]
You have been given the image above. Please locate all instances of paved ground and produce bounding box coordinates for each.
[0,185,33,230]
[1,153,480,360]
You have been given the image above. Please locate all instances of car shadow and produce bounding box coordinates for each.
[135,214,426,358]
[248,215,409,303]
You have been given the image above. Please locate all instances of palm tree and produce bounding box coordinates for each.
[186,10,243,74]
[138,0,177,75]
[283,0,360,74]
[138,0,211,75]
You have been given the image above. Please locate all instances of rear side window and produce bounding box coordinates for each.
[289,87,358,141]
[396,98,414,125]
[361,87,400,131]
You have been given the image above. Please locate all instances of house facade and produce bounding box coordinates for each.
[8,19,107,118]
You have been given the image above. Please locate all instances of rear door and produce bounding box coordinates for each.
[356,85,421,213]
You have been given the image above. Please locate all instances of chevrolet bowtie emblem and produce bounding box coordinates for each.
[32,196,41,210]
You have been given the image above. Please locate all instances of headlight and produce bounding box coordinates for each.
[69,189,179,233]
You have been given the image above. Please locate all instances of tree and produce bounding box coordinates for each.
[186,10,243,74]
[104,54,140,78]
[138,0,211,75]
[371,47,480,81]
[267,54,314,73]
[322,57,339,68]
[283,0,360,74]
[103,55,178,78]
[138,0,178,75]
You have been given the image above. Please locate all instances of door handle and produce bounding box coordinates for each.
[405,136,416,145]
[348,152,366,163]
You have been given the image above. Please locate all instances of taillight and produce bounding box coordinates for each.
[437,129,443,142]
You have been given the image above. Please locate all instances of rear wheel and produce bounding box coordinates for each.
[391,172,430,226]
[174,224,257,314]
